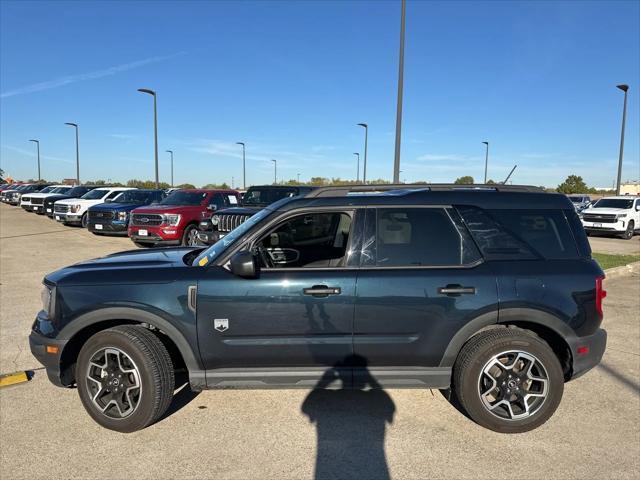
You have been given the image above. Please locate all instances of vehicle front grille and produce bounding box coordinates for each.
[54,204,69,213]
[21,196,31,203]
[89,210,115,220]
[131,213,163,226]
[583,214,617,223]
[31,197,44,205]
[213,214,252,232]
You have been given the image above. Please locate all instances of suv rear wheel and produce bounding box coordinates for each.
[452,328,564,433]
[77,325,175,432]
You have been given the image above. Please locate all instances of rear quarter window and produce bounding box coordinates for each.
[457,207,578,260]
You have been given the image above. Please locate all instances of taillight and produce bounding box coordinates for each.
[595,275,606,317]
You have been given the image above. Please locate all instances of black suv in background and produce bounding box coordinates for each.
[197,185,316,245]
[42,185,97,217]
[87,189,165,235]
[30,184,606,433]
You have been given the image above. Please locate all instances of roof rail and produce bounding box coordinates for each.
[306,183,544,198]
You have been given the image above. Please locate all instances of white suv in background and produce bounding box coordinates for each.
[581,196,640,240]
[54,187,136,227]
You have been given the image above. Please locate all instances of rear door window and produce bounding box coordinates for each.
[365,207,481,267]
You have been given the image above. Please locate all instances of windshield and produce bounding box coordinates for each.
[81,189,109,200]
[242,188,298,206]
[66,186,90,196]
[593,198,634,209]
[39,186,56,193]
[112,190,154,203]
[160,191,207,206]
[568,196,586,203]
[51,186,71,194]
[193,208,273,267]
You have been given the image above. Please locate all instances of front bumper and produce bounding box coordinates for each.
[56,213,81,223]
[196,229,225,246]
[25,204,45,213]
[582,220,626,233]
[568,328,607,380]
[29,312,69,387]
[88,220,128,235]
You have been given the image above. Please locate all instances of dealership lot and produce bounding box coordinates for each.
[1,203,639,479]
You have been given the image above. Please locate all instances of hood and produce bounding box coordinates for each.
[56,197,102,206]
[45,247,199,284]
[583,207,630,215]
[45,194,73,203]
[91,202,147,212]
[133,204,205,214]
[214,206,260,215]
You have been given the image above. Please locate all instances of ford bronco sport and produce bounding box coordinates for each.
[30,184,607,433]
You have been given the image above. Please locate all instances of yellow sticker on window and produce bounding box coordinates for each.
[198,256,209,267]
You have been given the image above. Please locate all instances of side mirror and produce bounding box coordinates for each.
[230,251,259,279]
[104,198,112,203]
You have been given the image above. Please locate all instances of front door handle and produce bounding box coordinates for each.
[303,285,341,297]
[438,284,476,296]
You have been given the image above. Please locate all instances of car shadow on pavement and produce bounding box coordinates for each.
[301,356,396,480]
[598,361,640,394]
[160,371,200,421]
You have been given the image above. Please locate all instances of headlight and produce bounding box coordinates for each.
[163,214,181,226]
[41,285,53,316]
[118,211,128,221]
[211,216,220,226]
[616,214,627,218]
[70,204,81,213]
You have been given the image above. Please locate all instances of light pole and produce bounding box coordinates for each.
[357,123,368,183]
[615,84,629,195]
[29,139,40,181]
[271,159,277,184]
[64,123,80,184]
[138,88,159,188]
[353,152,360,182]
[482,141,489,184]
[393,0,406,183]
[165,150,174,187]
[236,142,246,189]
[297,173,300,183]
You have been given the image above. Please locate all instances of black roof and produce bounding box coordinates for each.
[272,184,572,211]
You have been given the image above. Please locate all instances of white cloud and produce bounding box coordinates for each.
[1,145,74,164]
[1,52,186,98]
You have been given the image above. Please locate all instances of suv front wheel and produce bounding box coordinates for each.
[77,325,175,432]
[453,328,564,433]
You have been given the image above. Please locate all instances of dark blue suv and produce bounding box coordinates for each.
[87,189,165,235]
[29,184,606,433]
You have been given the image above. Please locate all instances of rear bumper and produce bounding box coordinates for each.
[568,328,607,380]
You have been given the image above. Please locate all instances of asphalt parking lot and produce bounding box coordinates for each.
[1,203,639,480]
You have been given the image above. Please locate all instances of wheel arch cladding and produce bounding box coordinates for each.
[58,307,201,386]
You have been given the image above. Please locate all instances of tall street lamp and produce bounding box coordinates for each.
[271,159,277,184]
[393,0,407,183]
[64,122,80,184]
[615,84,629,195]
[138,88,159,188]
[357,123,368,183]
[353,152,360,182]
[165,150,174,187]
[29,139,40,181]
[482,141,489,184]
[297,173,301,183]
[236,142,246,189]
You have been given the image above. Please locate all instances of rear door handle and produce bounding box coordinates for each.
[438,285,476,296]
[303,285,341,297]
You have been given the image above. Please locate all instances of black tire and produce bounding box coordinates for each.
[452,328,564,433]
[182,224,198,246]
[134,241,155,248]
[621,220,634,240]
[81,212,88,228]
[77,325,175,432]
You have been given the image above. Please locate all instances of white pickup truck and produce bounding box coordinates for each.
[580,195,640,240]
[54,187,136,227]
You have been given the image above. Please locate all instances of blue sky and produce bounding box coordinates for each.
[1,0,639,188]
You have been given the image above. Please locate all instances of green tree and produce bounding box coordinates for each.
[454,176,474,185]
[556,175,592,194]
[201,183,230,189]
[175,183,195,189]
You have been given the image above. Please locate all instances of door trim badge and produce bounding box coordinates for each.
[214,318,229,332]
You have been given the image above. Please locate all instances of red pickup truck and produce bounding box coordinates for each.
[128,189,240,247]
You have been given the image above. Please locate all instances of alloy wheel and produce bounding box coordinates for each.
[85,347,142,419]
[477,350,549,421]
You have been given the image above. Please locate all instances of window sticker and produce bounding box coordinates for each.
[228,195,238,205]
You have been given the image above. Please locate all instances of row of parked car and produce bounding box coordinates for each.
[567,194,640,240]
[0,182,314,247]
